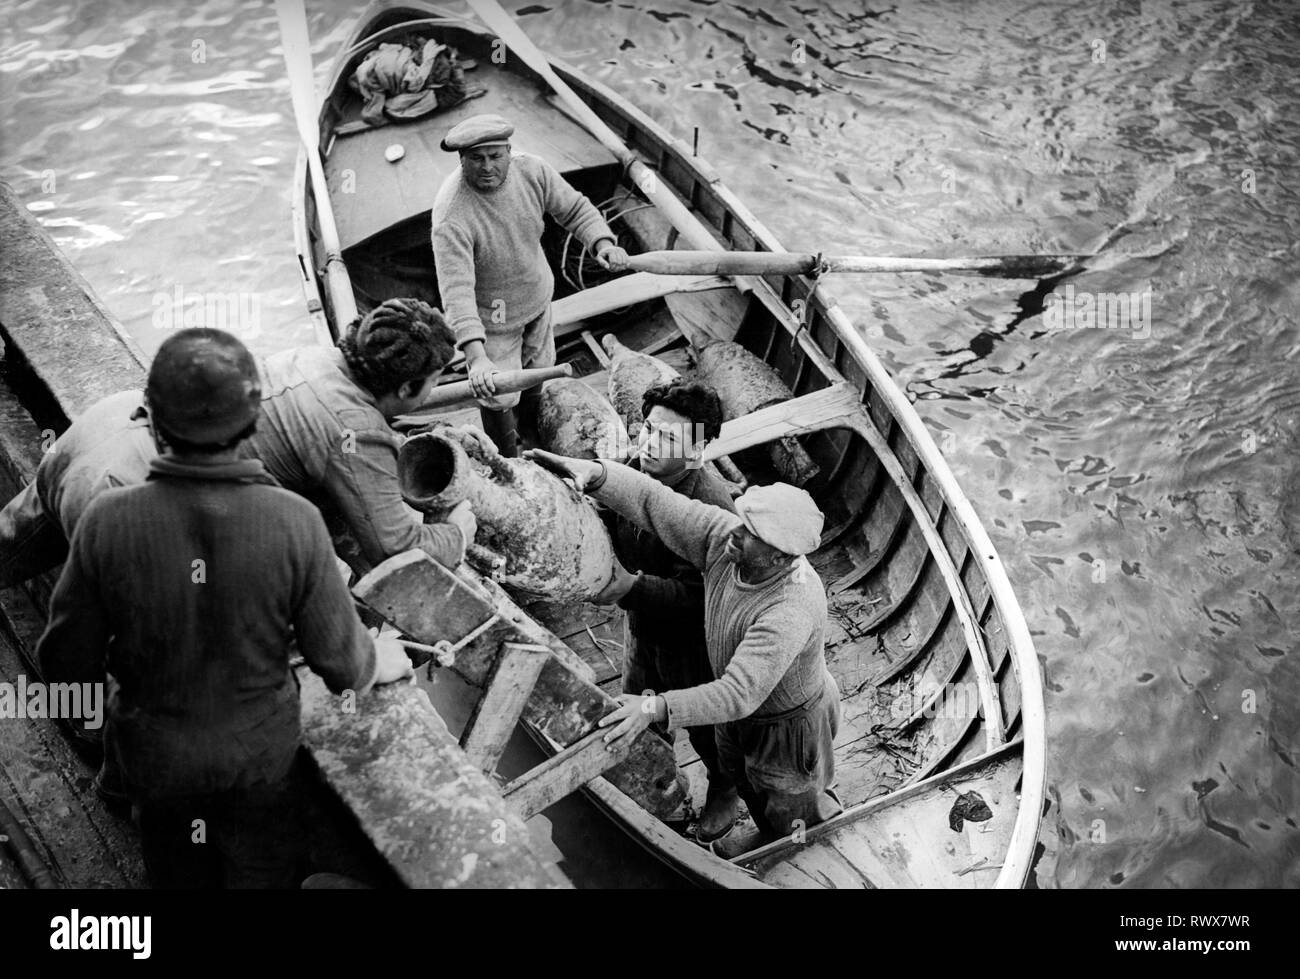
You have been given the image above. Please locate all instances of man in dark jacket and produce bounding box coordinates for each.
[595,380,741,841]
[36,328,413,888]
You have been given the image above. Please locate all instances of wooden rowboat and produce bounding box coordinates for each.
[292,0,1046,888]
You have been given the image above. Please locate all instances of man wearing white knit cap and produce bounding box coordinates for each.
[525,449,842,858]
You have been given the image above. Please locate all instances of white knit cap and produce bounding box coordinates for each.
[734,483,824,556]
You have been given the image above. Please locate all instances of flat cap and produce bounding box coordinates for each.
[440,113,515,152]
[734,483,825,557]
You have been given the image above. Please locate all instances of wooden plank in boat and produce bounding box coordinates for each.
[663,286,748,347]
[760,843,879,890]
[504,728,632,820]
[525,597,618,642]
[354,550,685,818]
[551,272,729,333]
[460,641,550,772]
[743,741,1022,889]
[560,626,622,687]
[702,385,863,463]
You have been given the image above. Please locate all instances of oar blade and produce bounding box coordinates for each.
[968,254,1082,279]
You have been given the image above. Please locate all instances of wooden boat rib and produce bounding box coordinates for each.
[293,0,1045,889]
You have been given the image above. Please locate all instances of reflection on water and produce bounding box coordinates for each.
[2,0,1297,887]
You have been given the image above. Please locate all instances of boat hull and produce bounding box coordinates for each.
[293,0,1046,889]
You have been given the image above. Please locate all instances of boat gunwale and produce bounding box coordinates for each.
[551,53,1045,889]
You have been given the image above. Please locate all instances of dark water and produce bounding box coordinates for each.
[2,0,1297,887]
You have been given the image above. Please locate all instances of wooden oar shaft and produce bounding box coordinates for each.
[628,250,1079,278]
[423,363,571,408]
[275,0,358,330]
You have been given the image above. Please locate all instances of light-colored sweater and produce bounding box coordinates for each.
[430,152,615,350]
[593,463,834,731]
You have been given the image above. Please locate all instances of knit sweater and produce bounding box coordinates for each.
[37,456,376,800]
[610,460,735,671]
[250,346,464,571]
[430,152,615,349]
[592,462,834,731]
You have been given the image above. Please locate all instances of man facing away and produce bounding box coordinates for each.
[526,448,842,858]
[431,112,630,456]
[594,380,741,841]
[36,328,413,888]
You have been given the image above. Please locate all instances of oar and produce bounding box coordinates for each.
[628,249,1083,279]
[463,0,723,253]
[392,363,574,429]
[275,0,358,339]
[418,364,572,410]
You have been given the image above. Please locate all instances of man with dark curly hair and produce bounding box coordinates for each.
[594,379,742,841]
[249,297,474,573]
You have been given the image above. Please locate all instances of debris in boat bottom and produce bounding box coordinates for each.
[954,858,1003,877]
[948,790,994,832]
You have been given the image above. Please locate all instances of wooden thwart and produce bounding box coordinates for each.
[702,384,865,462]
[551,271,730,337]
[460,642,550,771]
[354,550,685,818]
[504,728,633,820]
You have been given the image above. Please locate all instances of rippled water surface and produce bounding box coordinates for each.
[2,0,1297,887]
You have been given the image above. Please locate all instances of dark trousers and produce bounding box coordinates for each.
[716,683,842,843]
[478,386,543,460]
[135,764,306,889]
[0,480,67,588]
[477,307,554,458]
[623,628,732,793]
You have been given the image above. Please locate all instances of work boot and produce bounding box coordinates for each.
[694,780,739,843]
[709,822,765,861]
[516,388,542,450]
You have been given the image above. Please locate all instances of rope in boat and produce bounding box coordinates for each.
[559,193,651,293]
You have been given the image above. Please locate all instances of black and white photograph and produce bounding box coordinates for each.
[0,0,1294,932]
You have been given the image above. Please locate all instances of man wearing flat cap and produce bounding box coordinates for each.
[432,113,630,456]
[525,448,842,858]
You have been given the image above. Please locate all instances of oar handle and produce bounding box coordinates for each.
[392,364,574,428]
[421,363,572,408]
